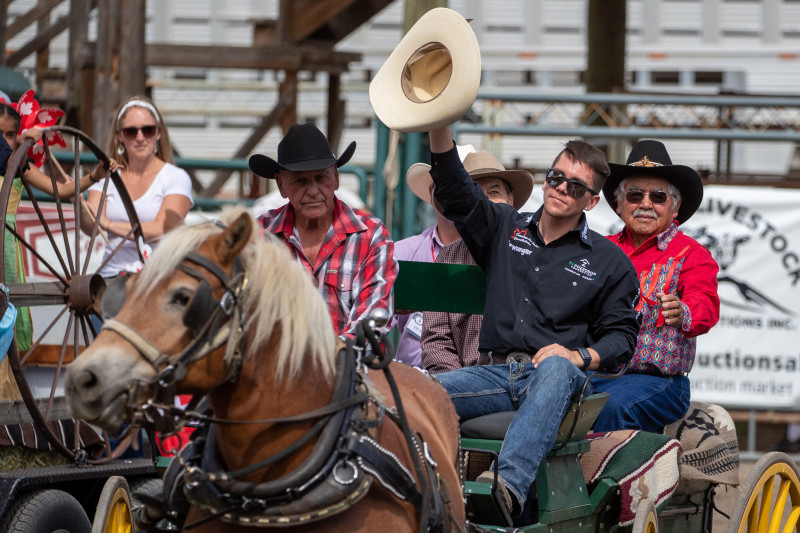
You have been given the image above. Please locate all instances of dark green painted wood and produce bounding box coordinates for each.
[394,261,486,313]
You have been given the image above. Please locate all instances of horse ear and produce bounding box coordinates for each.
[218,212,252,262]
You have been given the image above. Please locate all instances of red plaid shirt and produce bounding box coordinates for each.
[260,197,397,337]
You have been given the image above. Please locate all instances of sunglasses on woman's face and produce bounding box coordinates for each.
[624,189,670,205]
[119,125,158,140]
[545,168,598,198]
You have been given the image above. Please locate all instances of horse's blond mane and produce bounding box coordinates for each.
[134,206,336,382]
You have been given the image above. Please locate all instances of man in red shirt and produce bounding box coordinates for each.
[249,122,397,338]
[592,139,720,432]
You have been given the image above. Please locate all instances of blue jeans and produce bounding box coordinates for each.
[438,356,589,510]
[590,373,690,432]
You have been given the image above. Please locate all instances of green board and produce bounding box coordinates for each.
[394,260,486,315]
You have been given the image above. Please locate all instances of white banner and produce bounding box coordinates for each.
[577,185,800,409]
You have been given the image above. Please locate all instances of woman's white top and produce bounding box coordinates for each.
[89,162,193,277]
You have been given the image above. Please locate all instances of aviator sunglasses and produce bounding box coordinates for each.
[545,169,598,198]
[624,189,670,205]
[119,125,158,140]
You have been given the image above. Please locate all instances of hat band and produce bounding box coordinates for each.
[629,155,663,168]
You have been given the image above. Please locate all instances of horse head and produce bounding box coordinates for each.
[66,207,336,434]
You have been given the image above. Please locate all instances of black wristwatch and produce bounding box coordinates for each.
[577,347,592,370]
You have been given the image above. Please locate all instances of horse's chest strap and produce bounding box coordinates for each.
[346,434,423,509]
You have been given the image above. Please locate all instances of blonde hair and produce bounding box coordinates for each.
[107,95,175,165]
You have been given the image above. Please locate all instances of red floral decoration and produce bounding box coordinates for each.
[10,89,66,168]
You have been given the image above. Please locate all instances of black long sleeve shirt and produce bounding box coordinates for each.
[430,144,641,370]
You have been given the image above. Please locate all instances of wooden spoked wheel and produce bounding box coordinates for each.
[0,126,144,463]
[92,476,133,533]
[632,498,659,533]
[727,451,800,533]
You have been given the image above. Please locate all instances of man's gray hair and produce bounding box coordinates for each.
[615,177,681,207]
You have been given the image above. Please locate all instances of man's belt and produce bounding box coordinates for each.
[477,351,533,365]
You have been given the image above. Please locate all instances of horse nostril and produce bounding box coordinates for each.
[73,369,101,402]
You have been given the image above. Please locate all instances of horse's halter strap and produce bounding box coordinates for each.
[102,251,248,398]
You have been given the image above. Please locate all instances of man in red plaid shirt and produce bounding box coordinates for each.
[249,123,397,337]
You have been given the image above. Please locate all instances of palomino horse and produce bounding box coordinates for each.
[65,207,464,532]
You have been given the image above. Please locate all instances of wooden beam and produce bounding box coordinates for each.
[5,13,70,67]
[200,77,298,198]
[92,0,120,147]
[118,0,145,100]
[144,43,358,73]
[288,0,359,42]
[35,1,51,89]
[67,0,91,127]
[6,0,63,40]
[327,73,344,153]
[0,1,8,65]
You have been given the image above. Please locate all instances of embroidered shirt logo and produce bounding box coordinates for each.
[566,258,597,281]
[510,227,535,247]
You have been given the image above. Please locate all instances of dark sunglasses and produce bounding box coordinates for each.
[119,125,158,140]
[545,169,598,198]
[624,190,670,205]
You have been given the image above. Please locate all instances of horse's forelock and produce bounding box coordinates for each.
[132,207,337,383]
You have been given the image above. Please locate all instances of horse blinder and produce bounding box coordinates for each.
[101,274,230,338]
[99,275,131,319]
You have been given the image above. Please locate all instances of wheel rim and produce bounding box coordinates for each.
[0,127,144,463]
[632,498,659,533]
[737,459,800,533]
[94,477,134,533]
[103,485,133,533]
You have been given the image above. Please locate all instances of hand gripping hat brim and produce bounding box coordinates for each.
[248,122,356,179]
[369,7,481,133]
[603,139,703,225]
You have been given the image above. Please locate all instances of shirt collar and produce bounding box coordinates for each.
[525,207,594,247]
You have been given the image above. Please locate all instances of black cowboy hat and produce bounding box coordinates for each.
[603,139,703,224]
[248,122,356,179]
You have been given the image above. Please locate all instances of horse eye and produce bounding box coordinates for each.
[170,290,192,307]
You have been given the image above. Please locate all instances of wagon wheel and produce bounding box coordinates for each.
[726,451,800,533]
[632,498,659,533]
[92,476,133,533]
[0,126,144,463]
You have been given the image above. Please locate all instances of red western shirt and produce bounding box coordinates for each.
[609,221,720,374]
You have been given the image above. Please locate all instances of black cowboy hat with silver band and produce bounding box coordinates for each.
[249,122,356,179]
[603,139,703,225]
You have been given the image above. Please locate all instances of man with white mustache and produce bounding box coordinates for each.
[591,140,721,432]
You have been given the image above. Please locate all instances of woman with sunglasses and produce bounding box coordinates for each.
[85,95,193,278]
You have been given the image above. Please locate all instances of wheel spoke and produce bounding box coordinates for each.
[20,178,71,275]
[758,477,776,533]
[780,506,800,533]
[82,173,112,276]
[4,221,69,286]
[20,304,69,365]
[770,479,792,533]
[44,311,74,421]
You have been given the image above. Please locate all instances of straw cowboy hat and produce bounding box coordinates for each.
[369,7,481,133]
[603,139,703,224]
[249,122,356,179]
[407,148,534,210]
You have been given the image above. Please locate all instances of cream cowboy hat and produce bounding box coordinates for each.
[406,148,534,210]
[369,8,481,133]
